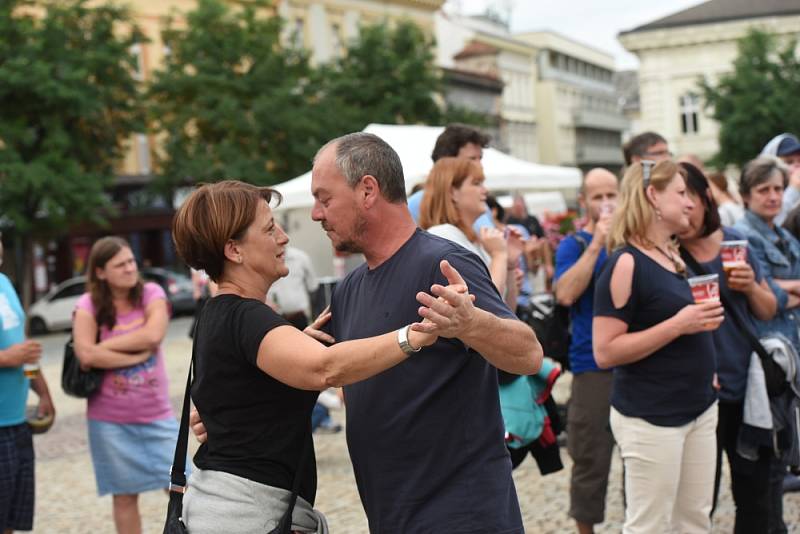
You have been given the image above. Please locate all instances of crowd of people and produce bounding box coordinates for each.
[2,123,800,534]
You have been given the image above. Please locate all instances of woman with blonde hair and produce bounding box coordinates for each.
[593,160,724,533]
[419,157,522,307]
[73,236,177,534]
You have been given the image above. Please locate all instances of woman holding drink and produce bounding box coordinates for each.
[419,157,523,308]
[734,156,800,533]
[593,159,724,533]
[677,161,776,533]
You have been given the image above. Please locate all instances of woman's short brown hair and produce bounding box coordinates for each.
[739,156,789,201]
[418,157,485,242]
[172,180,281,282]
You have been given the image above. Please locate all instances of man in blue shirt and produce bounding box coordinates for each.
[554,168,618,534]
[0,240,55,533]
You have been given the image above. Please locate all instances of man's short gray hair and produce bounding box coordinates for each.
[315,132,407,203]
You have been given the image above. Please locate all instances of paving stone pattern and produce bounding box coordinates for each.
[30,336,800,533]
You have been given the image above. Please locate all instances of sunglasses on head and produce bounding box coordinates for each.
[642,160,656,188]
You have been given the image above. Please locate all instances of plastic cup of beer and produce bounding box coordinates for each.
[600,202,615,217]
[688,274,720,327]
[23,362,40,379]
[720,240,748,279]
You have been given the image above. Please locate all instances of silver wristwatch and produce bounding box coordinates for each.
[397,324,422,355]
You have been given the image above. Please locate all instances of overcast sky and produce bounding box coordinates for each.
[444,0,707,70]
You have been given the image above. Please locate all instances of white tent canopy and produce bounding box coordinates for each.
[274,124,581,211]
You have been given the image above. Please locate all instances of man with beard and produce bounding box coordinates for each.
[309,132,541,533]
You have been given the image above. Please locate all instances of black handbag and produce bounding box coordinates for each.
[163,326,313,534]
[680,246,788,397]
[61,334,103,398]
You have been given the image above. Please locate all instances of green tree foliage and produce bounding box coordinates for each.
[321,20,447,132]
[700,29,800,168]
[149,9,488,193]
[148,0,331,192]
[0,0,144,305]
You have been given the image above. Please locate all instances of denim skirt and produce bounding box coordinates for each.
[88,417,181,496]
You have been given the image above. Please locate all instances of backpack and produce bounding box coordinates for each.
[523,234,588,371]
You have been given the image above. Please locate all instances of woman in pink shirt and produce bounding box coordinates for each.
[73,236,177,534]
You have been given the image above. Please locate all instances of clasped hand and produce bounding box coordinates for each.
[412,260,476,339]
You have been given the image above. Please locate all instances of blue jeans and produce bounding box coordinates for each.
[311,403,330,431]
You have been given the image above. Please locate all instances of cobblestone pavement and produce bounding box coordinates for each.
[28,320,800,532]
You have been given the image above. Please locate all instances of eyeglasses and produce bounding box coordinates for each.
[643,149,673,159]
[642,160,656,188]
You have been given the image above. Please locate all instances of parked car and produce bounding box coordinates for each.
[28,276,86,335]
[28,267,195,335]
[140,267,196,316]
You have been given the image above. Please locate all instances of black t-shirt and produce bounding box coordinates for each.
[192,294,319,503]
[594,245,717,427]
[330,229,523,534]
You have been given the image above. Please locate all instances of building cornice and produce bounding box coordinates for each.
[471,32,535,57]
[286,0,444,11]
[620,15,800,52]
[442,67,504,91]
[391,0,445,9]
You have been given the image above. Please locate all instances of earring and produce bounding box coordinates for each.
[237,256,243,264]
[655,208,663,221]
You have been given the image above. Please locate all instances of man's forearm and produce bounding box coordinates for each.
[30,373,51,399]
[555,246,601,306]
[459,310,542,375]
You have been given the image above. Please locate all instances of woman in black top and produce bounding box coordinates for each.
[171,181,444,533]
[677,162,776,533]
[593,160,724,533]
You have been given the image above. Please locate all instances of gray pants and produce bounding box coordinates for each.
[567,370,615,525]
[183,466,329,534]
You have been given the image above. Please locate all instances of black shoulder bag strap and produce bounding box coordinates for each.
[678,245,787,396]
[271,423,313,533]
[163,337,194,533]
[165,330,315,534]
[571,233,590,314]
[573,233,588,252]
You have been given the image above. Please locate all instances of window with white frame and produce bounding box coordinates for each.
[293,18,304,49]
[331,23,343,58]
[130,43,145,81]
[680,93,701,134]
[136,134,151,175]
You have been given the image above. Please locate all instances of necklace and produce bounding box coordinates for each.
[654,244,686,276]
